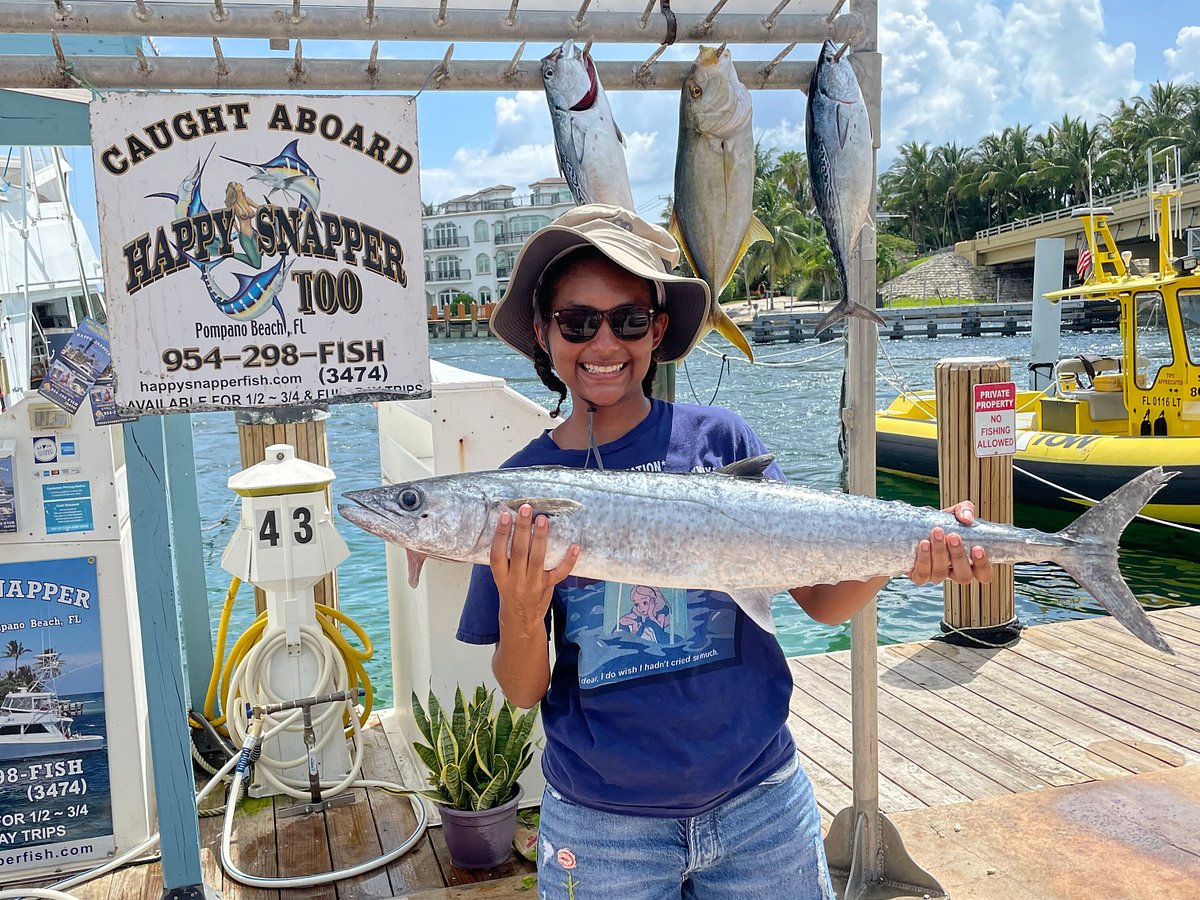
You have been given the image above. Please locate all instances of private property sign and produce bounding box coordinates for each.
[973,382,1017,457]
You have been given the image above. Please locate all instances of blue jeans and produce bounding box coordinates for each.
[535,752,833,899]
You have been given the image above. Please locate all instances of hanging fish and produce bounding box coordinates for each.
[805,41,884,335]
[222,138,321,212]
[670,45,771,363]
[146,144,216,219]
[183,250,292,323]
[541,39,635,209]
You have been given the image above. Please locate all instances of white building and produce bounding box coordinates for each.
[422,178,575,311]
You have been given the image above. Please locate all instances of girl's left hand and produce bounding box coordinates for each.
[907,500,994,586]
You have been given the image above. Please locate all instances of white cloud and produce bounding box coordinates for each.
[1165,26,1200,82]
[880,0,1139,164]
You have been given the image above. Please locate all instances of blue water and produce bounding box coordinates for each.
[193,332,1200,708]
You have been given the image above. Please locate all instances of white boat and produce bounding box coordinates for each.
[0,651,105,760]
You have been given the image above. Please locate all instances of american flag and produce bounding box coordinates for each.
[1076,247,1093,278]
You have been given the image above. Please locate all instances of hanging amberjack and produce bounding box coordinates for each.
[670,45,771,362]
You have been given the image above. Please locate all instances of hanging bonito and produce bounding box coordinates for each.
[541,39,634,210]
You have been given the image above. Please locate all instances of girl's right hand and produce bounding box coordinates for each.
[490,503,580,634]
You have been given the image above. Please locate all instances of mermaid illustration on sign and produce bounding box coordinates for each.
[146,139,322,323]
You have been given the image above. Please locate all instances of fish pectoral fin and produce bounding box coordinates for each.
[667,209,699,276]
[836,103,852,149]
[613,119,626,147]
[717,455,775,479]
[570,120,588,169]
[728,588,784,634]
[502,498,585,517]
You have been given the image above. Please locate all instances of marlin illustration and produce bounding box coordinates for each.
[221,139,321,212]
[183,250,292,323]
[146,144,216,219]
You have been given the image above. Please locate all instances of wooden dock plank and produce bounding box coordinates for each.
[788,679,972,808]
[917,641,1198,764]
[1021,627,1200,708]
[1056,617,1200,682]
[795,654,1049,794]
[218,791,282,900]
[876,644,1132,782]
[273,794,336,899]
[884,642,1160,777]
[790,657,1015,801]
[325,787,393,899]
[826,651,1090,788]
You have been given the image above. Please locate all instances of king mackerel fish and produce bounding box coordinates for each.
[340,457,1175,654]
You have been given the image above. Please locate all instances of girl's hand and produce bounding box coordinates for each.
[907,501,994,586]
[490,504,580,633]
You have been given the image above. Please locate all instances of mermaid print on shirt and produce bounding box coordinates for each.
[562,577,741,691]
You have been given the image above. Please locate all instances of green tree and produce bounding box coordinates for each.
[4,640,28,674]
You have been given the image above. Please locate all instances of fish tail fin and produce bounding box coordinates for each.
[813,298,886,336]
[713,305,754,362]
[1053,467,1175,653]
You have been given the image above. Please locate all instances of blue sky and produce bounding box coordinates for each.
[41,0,1200,251]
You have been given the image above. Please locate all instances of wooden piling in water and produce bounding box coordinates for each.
[235,406,338,614]
[934,357,1019,646]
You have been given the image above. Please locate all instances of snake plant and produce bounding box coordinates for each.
[410,685,538,811]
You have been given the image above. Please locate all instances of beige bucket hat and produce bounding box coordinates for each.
[490,204,711,364]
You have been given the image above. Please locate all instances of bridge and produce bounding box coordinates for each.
[955,172,1200,269]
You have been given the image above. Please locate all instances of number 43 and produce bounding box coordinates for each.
[257,506,314,547]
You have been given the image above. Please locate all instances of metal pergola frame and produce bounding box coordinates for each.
[0,2,932,898]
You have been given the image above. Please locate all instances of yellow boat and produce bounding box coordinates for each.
[877,180,1200,526]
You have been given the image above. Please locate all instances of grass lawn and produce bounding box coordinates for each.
[883,296,989,308]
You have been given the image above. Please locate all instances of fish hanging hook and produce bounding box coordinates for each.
[833,41,850,62]
[290,38,306,83]
[289,0,304,26]
[764,0,793,30]
[134,0,149,22]
[212,37,229,78]
[365,40,380,84]
[505,0,520,27]
[758,42,796,83]
[135,46,152,76]
[634,42,670,87]
[365,0,376,27]
[639,0,656,29]
[826,0,848,24]
[211,0,227,23]
[504,41,525,81]
[436,0,448,27]
[698,0,730,35]
[573,0,592,30]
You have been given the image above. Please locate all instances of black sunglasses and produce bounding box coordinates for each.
[551,304,658,343]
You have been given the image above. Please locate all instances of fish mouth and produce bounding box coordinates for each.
[570,53,599,111]
[338,495,430,588]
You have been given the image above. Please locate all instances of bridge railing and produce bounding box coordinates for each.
[972,171,1200,240]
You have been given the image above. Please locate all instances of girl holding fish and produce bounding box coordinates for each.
[456,204,992,899]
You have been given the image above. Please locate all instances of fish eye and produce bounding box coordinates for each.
[543,65,554,79]
[688,83,702,99]
[397,487,424,512]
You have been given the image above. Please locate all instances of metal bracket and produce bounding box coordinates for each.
[825,809,947,900]
[161,884,222,900]
[277,791,357,818]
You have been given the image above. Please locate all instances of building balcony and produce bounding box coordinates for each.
[425,268,472,283]
[496,266,513,280]
[494,230,537,247]
[424,235,469,250]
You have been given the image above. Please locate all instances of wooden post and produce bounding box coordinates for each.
[235,406,337,615]
[934,356,1019,645]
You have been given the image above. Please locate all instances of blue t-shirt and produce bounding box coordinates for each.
[456,399,796,818]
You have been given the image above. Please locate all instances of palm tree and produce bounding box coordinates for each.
[1031,115,1121,209]
[879,141,937,248]
[4,640,28,674]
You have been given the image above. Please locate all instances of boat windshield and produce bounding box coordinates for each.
[1134,292,1173,388]
[1181,290,1200,365]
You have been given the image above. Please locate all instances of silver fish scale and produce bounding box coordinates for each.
[467,469,1061,591]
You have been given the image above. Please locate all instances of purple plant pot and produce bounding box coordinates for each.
[438,786,524,870]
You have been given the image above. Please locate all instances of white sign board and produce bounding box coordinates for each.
[973,382,1017,457]
[90,93,430,413]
